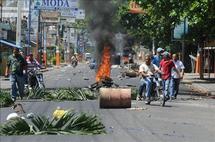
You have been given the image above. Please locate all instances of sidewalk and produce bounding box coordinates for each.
[182,73,215,96]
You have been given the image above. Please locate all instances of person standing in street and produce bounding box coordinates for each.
[160,52,180,101]
[170,53,185,99]
[152,47,164,67]
[5,48,27,102]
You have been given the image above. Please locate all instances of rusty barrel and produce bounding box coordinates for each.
[99,88,131,108]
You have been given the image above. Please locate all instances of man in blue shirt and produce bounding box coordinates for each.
[152,47,164,67]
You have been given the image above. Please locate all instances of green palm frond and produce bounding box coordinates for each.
[60,112,106,134]
[0,90,14,107]
[46,88,97,101]
[27,88,50,99]
[0,111,106,136]
[0,117,30,136]
[30,115,51,133]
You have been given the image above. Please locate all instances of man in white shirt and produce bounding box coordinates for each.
[138,54,159,104]
[170,53,185,99]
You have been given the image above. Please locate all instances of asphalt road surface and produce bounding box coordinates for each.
[1,63,215,142]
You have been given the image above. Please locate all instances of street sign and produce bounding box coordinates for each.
[173,19,188,39]
[61,8,85,19]
[34,0,42,9]
[66,18,76,23]
[75,9,85,20]
[61,8,77,17]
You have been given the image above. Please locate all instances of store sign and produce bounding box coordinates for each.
[35,0,78,10]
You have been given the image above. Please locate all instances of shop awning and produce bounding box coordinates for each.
[0,39,22,49]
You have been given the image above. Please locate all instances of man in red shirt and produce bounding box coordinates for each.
[160,52,179,101]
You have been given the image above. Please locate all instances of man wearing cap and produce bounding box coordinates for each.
[152,47,164,67]
[5,48,27,102]
[160,52,180,101]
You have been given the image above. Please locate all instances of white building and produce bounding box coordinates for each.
[1,0,29,19]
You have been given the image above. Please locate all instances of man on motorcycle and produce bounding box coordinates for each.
[26,53,41,71]
[26,53,42,87]
[71,53,78,67]
[138,54,160,104]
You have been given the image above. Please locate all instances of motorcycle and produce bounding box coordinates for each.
[71,58,78,68]
[138,73,166,106]
[24,68,45,95]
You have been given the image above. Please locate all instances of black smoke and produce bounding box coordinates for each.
[80,0,118,64]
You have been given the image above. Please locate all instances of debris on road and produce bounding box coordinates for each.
[127,107,147,111]
[83,77,89,80]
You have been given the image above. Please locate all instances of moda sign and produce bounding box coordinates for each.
[35,0,78,10]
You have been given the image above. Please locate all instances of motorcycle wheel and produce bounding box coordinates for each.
[160,95,165,107]
[24,85,29,96]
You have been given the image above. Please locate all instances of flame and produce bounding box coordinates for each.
[96,46,111,82]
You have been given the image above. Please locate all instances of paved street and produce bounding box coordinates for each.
[1,63,215,142]
[43,63,139,89]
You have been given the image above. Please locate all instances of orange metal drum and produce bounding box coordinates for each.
[99,88,131,108]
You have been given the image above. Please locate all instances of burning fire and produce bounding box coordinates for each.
[96,45,111,82]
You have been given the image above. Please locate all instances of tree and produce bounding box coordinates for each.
[117,0,215,48]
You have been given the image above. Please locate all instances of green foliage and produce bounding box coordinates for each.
[69,19,87,29]
[118,0,215,46]
[131,87,138,100]
[52,57,56,65]
[45,88,97,101]
[0,117,30,135]
[0,90,14,107]
[27,88,50,99]
[0,112,106,136]
[27,88,97,101]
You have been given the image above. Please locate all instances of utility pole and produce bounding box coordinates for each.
[27,0,32,54]
[56,20,60,66]
[0,0,2,22]
[36,10,41,62]
[181,18,187,63]
[43,25,47,68]
[16,0,22,46]
[67,27,71,63]
[152,37,155,55]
